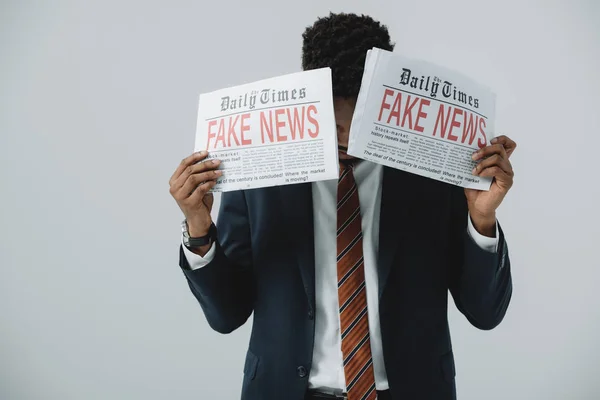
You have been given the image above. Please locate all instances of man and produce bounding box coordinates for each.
[169,12,515,400]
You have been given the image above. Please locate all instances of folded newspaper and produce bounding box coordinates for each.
[348,48,495,190]
[194,68,339,192]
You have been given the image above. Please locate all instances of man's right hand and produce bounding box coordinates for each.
[169,151,222,250]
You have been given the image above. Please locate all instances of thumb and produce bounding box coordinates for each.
[464,187,478,201]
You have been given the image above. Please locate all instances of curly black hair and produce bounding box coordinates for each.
[302,12,394,98]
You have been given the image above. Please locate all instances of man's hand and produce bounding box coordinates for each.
[466,135,517,237]
[169,151,222,252]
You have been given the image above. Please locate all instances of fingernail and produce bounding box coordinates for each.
[212,159,220,165]
[198,150,207,156]
[472,152,479,160]
[215,170,222,175]
[491,138,498,144]
[472,166,478,175]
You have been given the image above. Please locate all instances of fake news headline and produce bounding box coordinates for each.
[202,87,489,151]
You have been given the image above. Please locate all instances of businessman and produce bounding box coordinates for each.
[169,13,515,400]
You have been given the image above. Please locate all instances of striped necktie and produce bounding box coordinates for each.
[337,163,377,400]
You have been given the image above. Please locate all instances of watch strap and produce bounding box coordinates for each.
[187,222,217,247]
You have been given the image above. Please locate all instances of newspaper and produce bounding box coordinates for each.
[348,48,495,190]
[194,68,339,192]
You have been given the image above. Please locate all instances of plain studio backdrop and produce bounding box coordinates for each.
[1,0,599,399]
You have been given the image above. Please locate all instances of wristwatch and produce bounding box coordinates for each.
[181,220,217,248]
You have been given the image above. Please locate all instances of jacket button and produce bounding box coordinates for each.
[308,310,314,320]
[297,366,307,378]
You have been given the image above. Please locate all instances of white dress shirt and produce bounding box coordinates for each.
[182,161,498,392]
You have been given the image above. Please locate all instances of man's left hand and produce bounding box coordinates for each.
[466,135,517,237]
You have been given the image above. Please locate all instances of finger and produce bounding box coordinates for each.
[491,135,517,158]
[169,151,209,185]
[477,166,513,188]
[473,154,513,176]
[172,159,221,192]
[186,181,217,204]
[472,143,507,161]
[178,169,223,199]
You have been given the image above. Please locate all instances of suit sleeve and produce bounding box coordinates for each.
[179,190,255,334]
[448,187,512,330]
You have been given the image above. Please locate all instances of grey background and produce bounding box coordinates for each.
[1,0,599,399]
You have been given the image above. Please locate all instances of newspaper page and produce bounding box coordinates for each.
[348,48,495,190]
[195,68,339,192]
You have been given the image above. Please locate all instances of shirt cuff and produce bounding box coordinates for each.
[181,235,216,270]
[466,213,499,253]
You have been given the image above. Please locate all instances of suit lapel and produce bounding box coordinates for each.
[279,183,316,310]
[377,167,409,298]
[279,168,413,305]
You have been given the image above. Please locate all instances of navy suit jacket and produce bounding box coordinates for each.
[179,167,512,400]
